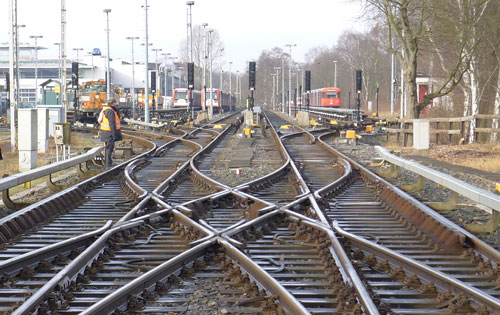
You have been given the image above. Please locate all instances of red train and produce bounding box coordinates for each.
[172,88,201,109]
[309,87,341,107]
[201,88,235,112]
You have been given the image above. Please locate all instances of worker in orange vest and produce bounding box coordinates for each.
[98,98,122,168]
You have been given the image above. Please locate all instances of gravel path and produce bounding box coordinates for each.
[324,133,500,251]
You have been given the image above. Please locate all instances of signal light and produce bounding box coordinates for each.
[71,62,78,87]
[151,71,156,92]
[356,70,362,92]
[305,70,311,92]
[188,62,194,89]
[5,72,9,91]
[249,62,256,90]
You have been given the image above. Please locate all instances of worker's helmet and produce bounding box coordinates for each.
[108,98,117,104]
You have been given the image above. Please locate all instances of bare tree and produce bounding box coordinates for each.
[362,0,489,118]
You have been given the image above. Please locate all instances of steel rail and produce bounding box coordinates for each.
[283,210,380,315]
[219,238,310,315]
[0,220,112,276]
[316,132,466,250]
[332,221,500,311]
[13,220,144,315]
[79,239,216,315]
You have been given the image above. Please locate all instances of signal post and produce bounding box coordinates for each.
[245,62,256,127]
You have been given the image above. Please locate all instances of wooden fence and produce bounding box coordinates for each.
[384,114,500,146]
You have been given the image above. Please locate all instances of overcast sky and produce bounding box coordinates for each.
[1,0,365,71]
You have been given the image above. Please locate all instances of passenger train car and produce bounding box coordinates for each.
[201,88,235,112]
[172,88,201,109]
[309,87,341,108]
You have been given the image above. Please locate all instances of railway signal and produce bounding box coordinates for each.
[187,62,195,120]
[249,62,256,90]
[71,62,78,87]
[305,70,311,111]
[248,62,256,110]
[356,70,362,123]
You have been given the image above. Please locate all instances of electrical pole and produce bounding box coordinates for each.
[202,23,208,111]
[61,0,67,120]
[126,36,139,117]
[281,58,285,113]
[208,29,213,119]
[8,0,17,151]
[31,35,43,105]
[103,9,112,101]
[285,44,296,116]
[186,1,194,63]
[144,0,150,123]
[229,61,232,111]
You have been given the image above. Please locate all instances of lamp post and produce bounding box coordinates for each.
[54,42,62,104]
[103,9,111,101]
[202,22,208,110]
[161,52,171,107]
[236,70,239,107]
[30,35,43,105]
[228,61,232,111]
[73,47,83,63]
[271,73,277,110]
[152,48,162,109]
[143,0,150,123]
[285,44,296,116]
[219,48,224,91]
[126,36,139,117]
[333,60,337,87]
[208,29,214,118]
[186,1,194,63]
[8,0,23,151]
[274,66,280,111]
[281,58,285,113]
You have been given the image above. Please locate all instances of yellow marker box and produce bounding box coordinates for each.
[280,125,290,130]
[213,124,223,129]
[366,125,373,133]
[244,128,252,136]
[496,183,500,193]
[346,130,356,139]
[330,120,338,125]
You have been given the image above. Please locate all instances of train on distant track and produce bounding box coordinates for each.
[173,88,235,112]
[309,87,341,108]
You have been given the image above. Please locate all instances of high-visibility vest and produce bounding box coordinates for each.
[99,106,121,131]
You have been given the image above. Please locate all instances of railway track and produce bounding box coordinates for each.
[2,109,500,314]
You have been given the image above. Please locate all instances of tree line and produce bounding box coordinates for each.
[182,1,500,142]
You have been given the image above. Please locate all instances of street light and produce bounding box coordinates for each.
[219,48,224,91]
[202,22,208,110]
[186,1,194,63]
[103,9,112,101]
[281,58,285,113]
[143,0,151,123]
[208,29,214,118]
[30,35,43,105]
[333,60,338,87]
[54,42,62,103]
[274,66,281,111]
[161,52,171,106]
[72,47,83,63]
[229,61,232,111]
[126,36,139,116]
[285,44,296,116]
